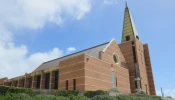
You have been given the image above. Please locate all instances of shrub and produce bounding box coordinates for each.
[109,88,120,93]
[137,90,147,95]
[1,92,16,100]
[166,96,172,98]
[152,95,163,100]
[12,93,31,100]
[55,96,70,100]
[84,90,108,98]
[0,86,9,95]
[68,95,88,100]
[28,89,41,97]
[55,90,79,97]
[91,95,116,100]
[31,94,49,100]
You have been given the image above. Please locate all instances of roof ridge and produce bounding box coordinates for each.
[44,41,109,63]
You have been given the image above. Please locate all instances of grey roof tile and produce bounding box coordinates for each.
[32,42,109,72]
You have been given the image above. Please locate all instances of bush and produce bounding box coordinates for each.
[12,93,31,100]
[137,90,147,95]
[68,95,88,100]
[0,92,16,100]
[0,86,9,95]
[55,90,79,97]
[152,95,163,100]
[28,89,41,97]
[91,95,116,100]
[84,90,108,98]
[32,94,49,100]
[109,88,120,93]
[55,96,70,100]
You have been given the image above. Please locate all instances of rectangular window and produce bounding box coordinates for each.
[36,75,41,89]
[112,71,115,88]
[66,80,68,90]
[45,73,50,89]
[73,79,76,90]
[135,81,138,89]
[29,78,32,88]
[15,81,18,87]
[22,79,25,87]
[126,35,130,41]
[135,65,139,78]
[54,70,59,89]
[116,78,117,87]
[9,82,12,87]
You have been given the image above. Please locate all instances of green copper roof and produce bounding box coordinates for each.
[122,3,139,42]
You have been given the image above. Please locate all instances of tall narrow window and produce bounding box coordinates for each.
[116,78,117,87]
[36,75,41,89]
[135,81,138,89]
[15,81,18,87]
[135,65,139,78]
[73,79,76,90]
[22,79,25,87]
[126,35,130,41]
[66,80,68,90]
[112,71,115,88]
[9,82,12,87]
[29,78,32,88]
[113,54,119,64]
[132,43,137,63]
[54,70,59,89]
[45,73,50,89]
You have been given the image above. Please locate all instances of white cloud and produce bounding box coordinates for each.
[0,40,76,78]
[103,0,118,5]
[0,0,91,29]
[156,89,175,98]
[0,0,89,78]
[67,47,76,54]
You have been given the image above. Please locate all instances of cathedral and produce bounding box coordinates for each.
[0,4,156,95]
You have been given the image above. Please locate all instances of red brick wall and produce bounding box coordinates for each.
[119,41,136,93]
[0,77,8,85]
[143,44,156,95]
[135,39,150,94]
[59,54,86,90]
[84,54,130,93]
[84,55,112,91]
[85,40,131,93]
[119,39,156,95]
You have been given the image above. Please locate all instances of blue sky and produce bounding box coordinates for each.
[0,0,174,97]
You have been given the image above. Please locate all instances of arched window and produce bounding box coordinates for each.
[113,54,119,64]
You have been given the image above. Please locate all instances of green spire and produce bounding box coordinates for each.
[122,3,139,42]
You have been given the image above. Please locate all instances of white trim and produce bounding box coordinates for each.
[103,38,116,52]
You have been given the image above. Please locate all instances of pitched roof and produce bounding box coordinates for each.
[32,42,109,72]
[122,4,140,42]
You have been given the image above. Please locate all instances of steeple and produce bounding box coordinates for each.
[121,3,139,42]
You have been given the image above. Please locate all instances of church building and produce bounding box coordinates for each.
[0,4,156,95]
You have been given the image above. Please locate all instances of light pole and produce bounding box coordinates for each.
[161,87,164,98]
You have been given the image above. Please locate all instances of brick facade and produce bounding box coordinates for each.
[0,39,155,95]
[0,6,156,95]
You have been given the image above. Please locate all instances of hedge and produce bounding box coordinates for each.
[84,90,108,98]
[0,86,40,96]
[54,90,79,97]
